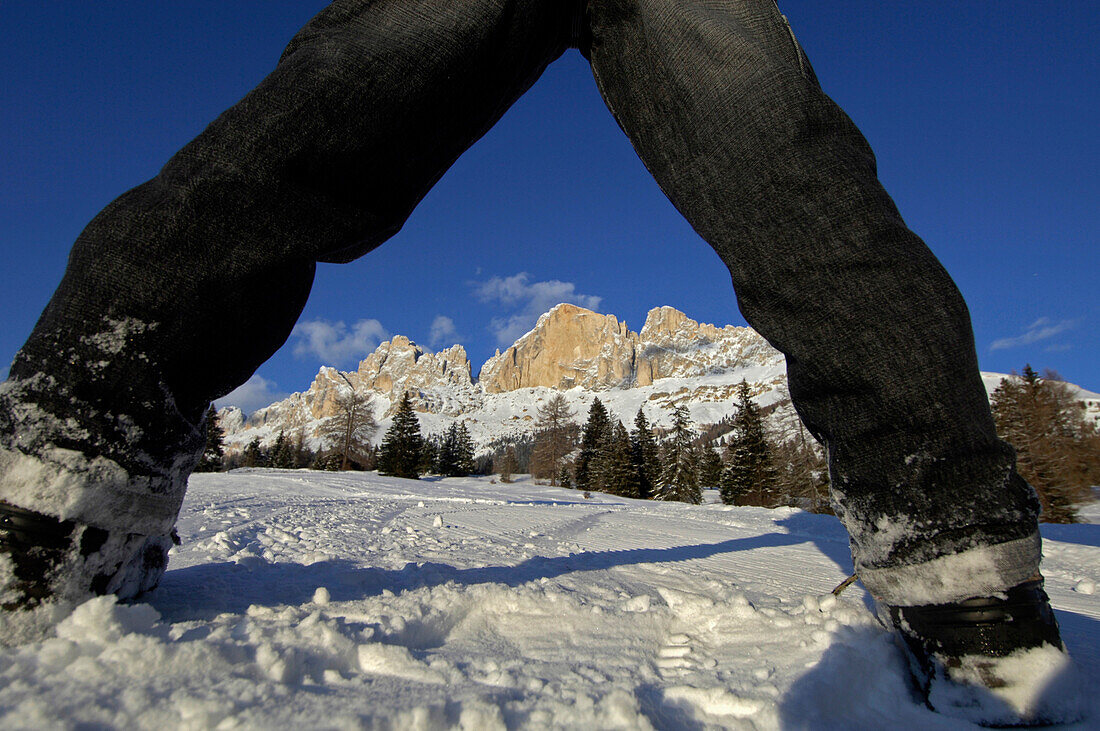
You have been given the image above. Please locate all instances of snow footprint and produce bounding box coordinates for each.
[656,632,695,676]
[657,632,717,679]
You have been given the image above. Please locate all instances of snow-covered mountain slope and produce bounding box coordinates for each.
[1,470,1097,728]
[218,303,1098,457]
[219,305,789,454]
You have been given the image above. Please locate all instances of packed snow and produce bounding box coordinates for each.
[1,470,1098,729]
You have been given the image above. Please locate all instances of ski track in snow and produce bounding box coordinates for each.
[1,470,1098,730]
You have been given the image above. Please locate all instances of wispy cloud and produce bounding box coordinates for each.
[290,318,388,365]
[990,318,1077,351]
[214,375,288,415]
[472,272,602,346]
[428,315,461,348]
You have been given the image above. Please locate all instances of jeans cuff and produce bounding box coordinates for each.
[858,532,1043,606]
[0,445,185,536]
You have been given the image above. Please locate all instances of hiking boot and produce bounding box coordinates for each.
[0,500,175,612]
[883,578,1083,726]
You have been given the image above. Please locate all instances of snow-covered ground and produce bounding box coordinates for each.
[2,471,1098,729]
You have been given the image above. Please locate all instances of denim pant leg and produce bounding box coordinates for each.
[586,0,1041,604]
[0,0,572,538]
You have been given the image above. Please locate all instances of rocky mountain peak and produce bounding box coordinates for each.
[220,304,786,454]
[478,304,637,393]
[478,304,780,392]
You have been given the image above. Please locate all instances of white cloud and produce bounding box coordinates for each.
[428,315,461,348]
[214,375,288,415]
[473,272,602,346]
[290,318,388,365]
[990,318,1077,351]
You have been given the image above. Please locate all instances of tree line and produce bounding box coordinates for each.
[196,391,482,480]
[195,364,1098,521]
[518,384,829,509]
[990,366,1100,523]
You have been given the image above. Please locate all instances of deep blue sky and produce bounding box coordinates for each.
[2,2,1096,412]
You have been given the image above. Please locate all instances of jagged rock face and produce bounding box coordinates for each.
[349,337,475,410]
[219,304,789,453]
[478,303,783,392]
[478,304,638,393]
[237,337,476,440]
[635,306,780,387]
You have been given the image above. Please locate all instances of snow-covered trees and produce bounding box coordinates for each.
[655,406,702,504]
[575,399,612,492]
[434,422,476,477]
[270,431,295,469]
[602,422,642,498]
[720,381,780,507]
[992,366,1100,523]
[378,392,425,479]
[631,408,660,499]
[241,437,266,468]
[697,446,724,489]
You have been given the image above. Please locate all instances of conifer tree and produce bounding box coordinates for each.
[427,431,447,474]
[312,451,343,471]
[241,436,266,468]
[454,422,476,476]
[575,398,611,492]
[194,404,225,472]
[720,380,779,506]
[991,366,1100,523]
[603,422,642,498]
[558,462,573,489]
[631,408,660,499]
[271,431,296,469]
[436,422,476,477]
[655,406,701,504]
[377,392,425,479]
[698,445,724,488]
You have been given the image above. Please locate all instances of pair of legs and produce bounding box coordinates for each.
[1,0,1040,622]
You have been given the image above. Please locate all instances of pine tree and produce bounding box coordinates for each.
[575,398,611,492]
[720,380,780,507]
[454,422,476,476]
[241,436,266,468]
[194,404,225,472]
[631,408,660,499]
[436,422,476,477]
[377,392,425,479]
[558,462,573,489]
[697,445,724,488]
[271,431,296,469]
[991,366,1099,523]
[428,431,448,474]
[312,451,343,471]
[655,406,701,504]
[603,422,642,498]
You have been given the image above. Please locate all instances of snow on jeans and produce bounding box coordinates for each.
[0,0,1041,605]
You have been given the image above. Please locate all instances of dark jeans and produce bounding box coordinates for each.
[0,0,1041,604]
